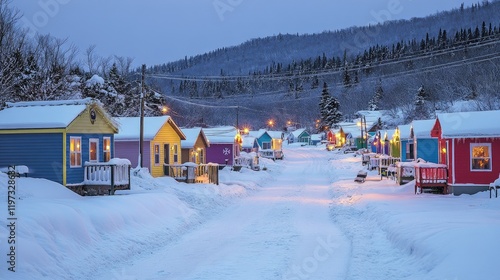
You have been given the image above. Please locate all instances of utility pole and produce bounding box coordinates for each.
[139,64,146,168]
[236,106,239,130]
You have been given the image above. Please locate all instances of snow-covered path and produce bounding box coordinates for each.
[98,148,350,280]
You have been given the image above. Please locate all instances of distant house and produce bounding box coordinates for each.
[114,116,186,177]
[385,129,399,157]
[310,134,323,146]
[180,127,210,164]
[290,128,311,145]
[203,126,241,166]
[396,124,414,161]
[0,98,120,188]
[241,135,259,153]
[411,119,439,163]
[432,110,500,194]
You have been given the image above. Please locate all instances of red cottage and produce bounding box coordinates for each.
[432,110,500,195]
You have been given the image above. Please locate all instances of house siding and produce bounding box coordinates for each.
[65,133,115,185]
[206,143,235,165]
[452,138,500,186]
[67,106,116,134]
[115,140,151,170]
[415,138,439,163]
[0,133,63,184]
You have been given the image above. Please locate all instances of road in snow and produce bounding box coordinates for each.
[97,147,434,280]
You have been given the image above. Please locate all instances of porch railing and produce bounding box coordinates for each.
[164,163,219,185]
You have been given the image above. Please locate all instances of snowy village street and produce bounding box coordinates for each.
[94,147,436,280]
[97,147,352,280]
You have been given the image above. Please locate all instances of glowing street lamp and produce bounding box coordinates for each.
[268,120,274,128]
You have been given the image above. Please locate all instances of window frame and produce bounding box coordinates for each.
[103,137,111,162]
[154,144,160,166]
[70,137,82,168]
[89,138,99,163]
[470,143,492,172]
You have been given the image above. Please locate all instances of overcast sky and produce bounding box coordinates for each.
[11,0,479,68]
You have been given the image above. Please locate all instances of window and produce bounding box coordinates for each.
[103,137,111,162]
[70,137,82,167]
[173,144,179,164]
[154,144,160,165]
[406,142,415,160]
[471,143,491,171]
[199,148,204,164]
[262,142,271,150]
[89,139,99,162]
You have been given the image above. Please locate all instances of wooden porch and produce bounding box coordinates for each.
[67,161,131,196]
[164,163,219,185]
[414,164,448,194]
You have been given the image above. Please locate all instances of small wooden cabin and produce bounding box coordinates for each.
[396,124,414,162]
[411,119,439,163]
[432,110,500,195]
[203,126,241,166]
[0,98,128,195]
[114,116,186,177]
[180,127,210,164]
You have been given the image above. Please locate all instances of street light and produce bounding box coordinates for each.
[268,120,274,129]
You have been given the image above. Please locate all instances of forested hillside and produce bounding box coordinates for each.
[1,0,499,130]
[148,1,500,129]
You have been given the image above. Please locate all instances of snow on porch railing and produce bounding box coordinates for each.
[84,158,131,186]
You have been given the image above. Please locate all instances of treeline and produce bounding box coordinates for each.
[0,0,164,117]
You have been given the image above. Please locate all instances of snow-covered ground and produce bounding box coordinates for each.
[1,144,499,280]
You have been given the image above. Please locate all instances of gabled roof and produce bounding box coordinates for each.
[115,116,186,141]
[436,110,500,138]
[397,124,412,139]
[248,129,267,139]
[241,135,257,148]
[181,127,209,149]
[0,98,117,130]
[291,128,309,138]
[267,130,284,139]
[411,119,436,139]
[203,126,238,144]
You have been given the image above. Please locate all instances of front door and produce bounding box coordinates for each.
[163,144,170,175]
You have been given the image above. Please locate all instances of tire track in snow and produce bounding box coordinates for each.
[329,159,428,280]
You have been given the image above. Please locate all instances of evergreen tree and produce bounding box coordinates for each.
[414,85,430,120]
[368,82,384,111]
[318,82,331,131]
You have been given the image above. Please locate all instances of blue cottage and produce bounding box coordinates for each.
[410,119,439,163]
[0,98,119,187]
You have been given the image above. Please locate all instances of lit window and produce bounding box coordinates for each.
[199,148,204,164]
[154,144,160,165]
[103,137,111,162]
[471,144,491,171]
[89,139,99,162]
[70,137,82,167]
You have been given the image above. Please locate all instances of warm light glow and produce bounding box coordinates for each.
[442,147,447,153]
[106,145,110,150]
[357,121,361,127]
[161,106,168,114]
[243,127,249,134]
[268,120,274,127]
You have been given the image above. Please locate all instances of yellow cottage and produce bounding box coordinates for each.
[114,116,186,177]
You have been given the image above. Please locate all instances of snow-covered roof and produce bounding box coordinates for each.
[203,126,238,144]
[411,119,436,138]
[248,129,267,139]
[241,136,257,148]
[115,116,172,141]
[291,128,307,137]
[340,123,362,138]
[397,124,412,139]
[0,98,116,130]
[437,110,500,138]
[311,134,322,141]
[267,130,283,139]
[181,127,209,149]
[384,129,397,140]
